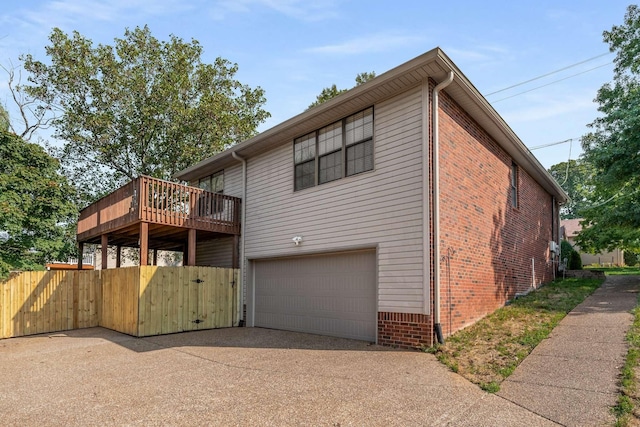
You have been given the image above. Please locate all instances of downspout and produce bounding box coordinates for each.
[432,71,454,344]
[231,151,247,325]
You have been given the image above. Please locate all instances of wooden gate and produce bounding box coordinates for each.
[100,266,240,337]
[1,266,239,339]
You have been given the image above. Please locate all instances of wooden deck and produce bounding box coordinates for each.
[77,176,241,256]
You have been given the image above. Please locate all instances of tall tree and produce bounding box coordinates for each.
[0,129,77,280]
[547,159,595,219]
[308,71,376,109]
[578,5,640,253]
[21,26,270,203]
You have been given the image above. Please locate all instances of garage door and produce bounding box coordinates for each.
[253,250,377,342]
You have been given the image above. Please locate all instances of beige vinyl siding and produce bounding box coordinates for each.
[244,86,427,313]
[196,237,235,268]
[223,164,243,197]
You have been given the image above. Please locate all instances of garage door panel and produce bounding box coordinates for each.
[254,250,376,341]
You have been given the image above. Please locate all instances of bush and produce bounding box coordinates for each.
[560,240,582,270]
[569,249,583,270]
[624,251,639,267]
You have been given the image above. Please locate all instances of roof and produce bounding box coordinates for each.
[175,48,568,202]
[561,218,583,238]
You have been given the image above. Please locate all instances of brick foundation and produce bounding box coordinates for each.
[378,312,433,349]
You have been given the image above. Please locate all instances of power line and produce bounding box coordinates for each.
[485,52,613,96]
[529,138,579,150]
[490,63,611,103]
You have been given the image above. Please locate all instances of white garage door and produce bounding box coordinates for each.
[253,250,377,342]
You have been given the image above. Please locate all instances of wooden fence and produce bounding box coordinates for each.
[0,266,239,339]
[0,270,101,339]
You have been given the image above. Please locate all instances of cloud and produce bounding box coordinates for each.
[21,0,193,29]
[209,0,339,21]
[500,93,597,124]
[305,32,426,55]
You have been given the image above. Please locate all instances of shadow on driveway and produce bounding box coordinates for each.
[1,326,558,426]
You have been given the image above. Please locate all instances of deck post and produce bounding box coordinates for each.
[116,245,122,268]
[188,229,196,266]
[78,242,84,270]
[153,249,158,266]
[101,235,108,270]
[232,235,240,268]
[140,222,149,266]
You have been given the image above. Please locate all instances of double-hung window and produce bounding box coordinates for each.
[294,107,374,191]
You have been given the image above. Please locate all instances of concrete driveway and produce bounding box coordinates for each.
[0,327,556,426]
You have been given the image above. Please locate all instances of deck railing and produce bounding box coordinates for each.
[77,176,241,241]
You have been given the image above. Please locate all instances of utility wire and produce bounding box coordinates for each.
[485,52,612,96]
[559,138,573,186]
[529,138,579,150]
[491,63,612,103]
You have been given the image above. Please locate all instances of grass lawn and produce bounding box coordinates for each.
[425,277,603,392]
[586,266,640,276]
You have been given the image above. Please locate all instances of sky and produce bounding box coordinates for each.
[0,0,633,169]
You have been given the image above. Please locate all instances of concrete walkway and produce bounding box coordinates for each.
[498,275,640,426]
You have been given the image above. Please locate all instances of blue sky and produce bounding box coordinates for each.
[0,0,632,168]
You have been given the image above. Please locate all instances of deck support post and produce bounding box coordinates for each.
[101,235,108,270]
[116,245,122,268]
[153,249,158,266]
[140,222,149,266]
[232,235,240,269]
[188,229,196,266]
[78,242,84,270]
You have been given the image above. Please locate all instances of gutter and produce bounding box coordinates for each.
[231,151,247,325]
[432,71,454,344]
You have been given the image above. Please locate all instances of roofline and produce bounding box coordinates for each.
[175,48,568,202]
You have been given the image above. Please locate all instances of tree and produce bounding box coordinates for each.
[547,159,596,219]
[20,26,270,203]
[0,129,77,280]
[308,71,376,109]
[578,5,640,253]
[1,62,56,141]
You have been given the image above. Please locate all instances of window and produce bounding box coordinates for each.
[294,107,373,191]
[510,162,518,208]
[197,170,224,216]
[294,133,316,190]
[198,170,224,193]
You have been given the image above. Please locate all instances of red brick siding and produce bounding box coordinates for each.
[434,89,555,338]
[378,312,432,348]
[376,82,558,349]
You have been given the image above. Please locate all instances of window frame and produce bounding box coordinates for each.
[198,170,224,194]
[510,162,518,209]
[293,107,374,191]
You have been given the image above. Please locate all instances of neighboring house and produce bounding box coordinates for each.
[561,218,624,266]
[92,247,182,269]
[171,48,567,348]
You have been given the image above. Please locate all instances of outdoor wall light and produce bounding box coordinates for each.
[292,236,303,246]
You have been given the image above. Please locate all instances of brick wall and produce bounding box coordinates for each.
[378,312,432,348]
[377,83,558,349]
[434,89,556,339]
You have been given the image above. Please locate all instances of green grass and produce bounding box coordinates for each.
[585,266,640,276]
[426,277,603,392]
[613,293,640,426]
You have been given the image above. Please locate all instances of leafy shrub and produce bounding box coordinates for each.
[569,249,583,270]
[624,251,639,267]
[560,240,582,270]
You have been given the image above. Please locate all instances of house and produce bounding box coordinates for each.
[168,48,567,348]
[561,218,624,266]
